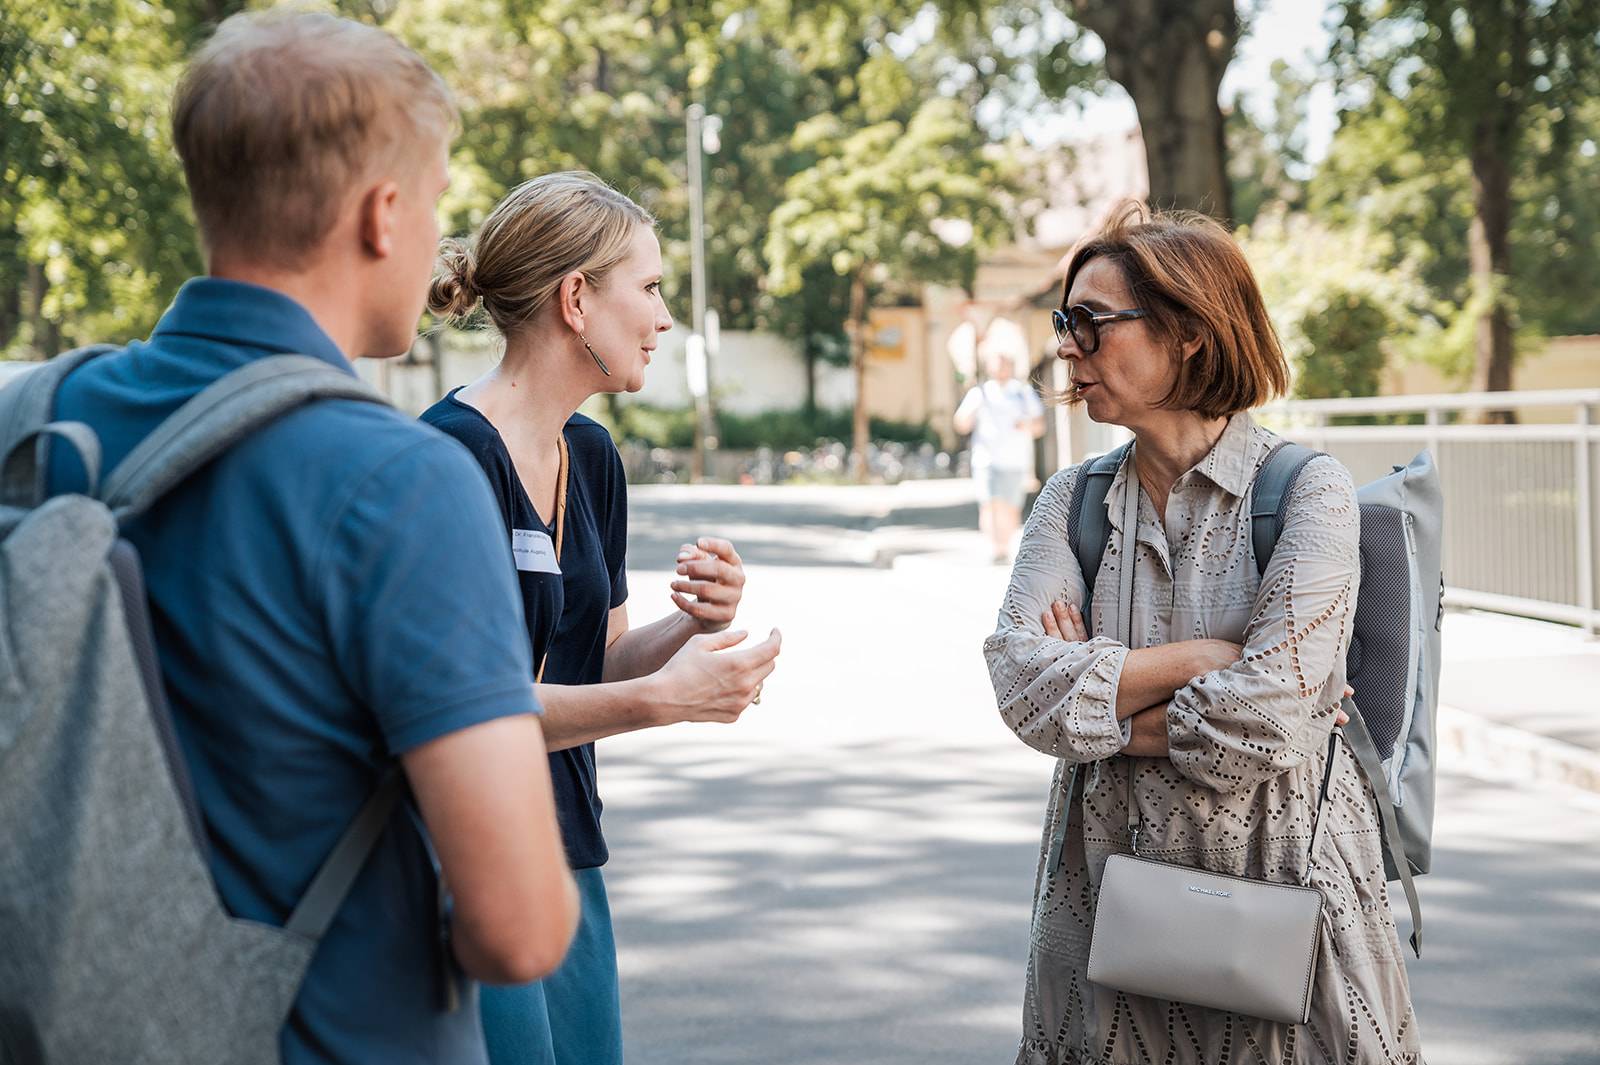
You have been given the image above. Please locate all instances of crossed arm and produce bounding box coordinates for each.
[1036,600,1349,759]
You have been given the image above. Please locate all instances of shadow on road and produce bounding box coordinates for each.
[606,741,1600,1065]
[1404,773,1600,1064]
[603,737,1047,1065]
[629,494,883,570]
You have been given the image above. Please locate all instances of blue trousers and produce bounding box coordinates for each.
[480,866,623,1065]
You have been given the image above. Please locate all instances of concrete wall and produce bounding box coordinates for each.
[1382,335,1600,413]
[368,323,932,425]
[629,327,854,415]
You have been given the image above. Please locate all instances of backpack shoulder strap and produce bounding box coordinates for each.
[99,354,388,523]
[98,353,398,944]
[285,769,406,941]
[0,345,119,455]
[1341,707,1424,958]
[1066,442,1131,627]
[1249,440,1323,578]
[1252,443,1425,956]
[0,345,120,506]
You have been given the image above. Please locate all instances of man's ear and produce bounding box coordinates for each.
[358,180,401,259]
[557,270,588,335]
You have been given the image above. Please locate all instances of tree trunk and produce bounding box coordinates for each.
[1071,0,1236,220]
[847,268,870,483]
[1464,17,1524,424]
[24,260,48,358]
[0,279,19,351]
[1468,137,1515,421]
[803,342,817,422]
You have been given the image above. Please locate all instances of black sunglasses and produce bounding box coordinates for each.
[1052,304,1148,355]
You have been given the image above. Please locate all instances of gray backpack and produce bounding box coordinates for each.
[1068,441,1442,957]
[0,347,403,1064]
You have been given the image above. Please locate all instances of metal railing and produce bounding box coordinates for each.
[1263,389,1600,635]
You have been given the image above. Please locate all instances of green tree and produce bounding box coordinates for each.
[389,0,884,392]
[1227,60,1313,226]
[1,0,196,357]
[929,0,1242,218]
[1331,0,1600,413]
[1312,49,1600,386]
[1067,0,1238,218]
[766,93,1018,478]
[1240,209,1459,399]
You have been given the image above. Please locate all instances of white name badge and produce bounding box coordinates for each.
[511,529,561,574]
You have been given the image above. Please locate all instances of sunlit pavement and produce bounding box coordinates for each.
[604,485,1600,1065]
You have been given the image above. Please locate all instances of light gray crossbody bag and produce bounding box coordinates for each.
[1082,464,1336,1025]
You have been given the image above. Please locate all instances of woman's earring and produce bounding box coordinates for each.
[581,334,612,377]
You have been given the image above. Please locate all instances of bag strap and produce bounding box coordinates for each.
[1250,440,1423,950]
[90,353,397,941]
[1048,444,1134,874]
[1,421,103,507]
[1249,441,1321,578]
[1111,447,1337,877]
[285,769,406,940]
[534,435,569,685]
[1066,441,1130,631]
[0,345,119,506]
[99,354,388,523]
[0,344,118,458]
[1117,455,1144,852]
[1341,703,1424,957]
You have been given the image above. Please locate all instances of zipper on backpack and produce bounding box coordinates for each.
[1402,511,1418,555]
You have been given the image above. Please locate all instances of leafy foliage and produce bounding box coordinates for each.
[0,0,198,356]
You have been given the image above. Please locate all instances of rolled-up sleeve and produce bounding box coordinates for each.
[1166,455,1360,793]
[982,468,1131,762]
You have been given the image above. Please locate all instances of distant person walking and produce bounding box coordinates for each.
[422,171,782,1065]
[40,11,578,1063]
[954,318,1046,563]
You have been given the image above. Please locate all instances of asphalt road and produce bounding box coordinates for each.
[600,484,1600,1065]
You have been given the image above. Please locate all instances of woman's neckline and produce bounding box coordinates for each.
[445,386,559,531]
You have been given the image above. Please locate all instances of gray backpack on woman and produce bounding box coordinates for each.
[0,348,402,1064]
[1068,442,1442,957]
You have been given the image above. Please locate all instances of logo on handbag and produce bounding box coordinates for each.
[1187,885,1232,898]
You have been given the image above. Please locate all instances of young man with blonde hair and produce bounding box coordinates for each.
[48,11,577,1063]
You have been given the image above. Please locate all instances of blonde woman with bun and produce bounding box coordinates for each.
[421,172,782,1065]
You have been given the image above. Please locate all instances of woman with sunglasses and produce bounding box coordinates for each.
[983,203,1422,1064]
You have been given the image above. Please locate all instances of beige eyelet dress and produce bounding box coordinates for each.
[983,413,1422,1065]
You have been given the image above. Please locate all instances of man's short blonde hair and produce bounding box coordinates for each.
[172,9,456,267]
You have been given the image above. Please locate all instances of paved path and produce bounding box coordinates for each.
[603,484,1600,1064]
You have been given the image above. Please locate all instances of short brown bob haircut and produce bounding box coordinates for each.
[172,10,456,268]
[1060,201,1288,419]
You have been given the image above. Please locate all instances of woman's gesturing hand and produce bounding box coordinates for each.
[651,627,782,724]
[671,537,746,633]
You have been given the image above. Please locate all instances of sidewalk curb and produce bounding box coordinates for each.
[865,479,980,568]
[1438,703,1600,793]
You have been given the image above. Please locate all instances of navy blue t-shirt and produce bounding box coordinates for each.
[421,390,629,869]
[48,279,541,1065]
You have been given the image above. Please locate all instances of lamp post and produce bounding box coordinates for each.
[686,103,722,482]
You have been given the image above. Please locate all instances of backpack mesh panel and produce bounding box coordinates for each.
[1346,505,1412,761]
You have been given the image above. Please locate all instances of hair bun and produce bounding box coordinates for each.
[426,237,481,322]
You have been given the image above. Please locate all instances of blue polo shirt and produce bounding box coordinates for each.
[49,279,541,1065]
